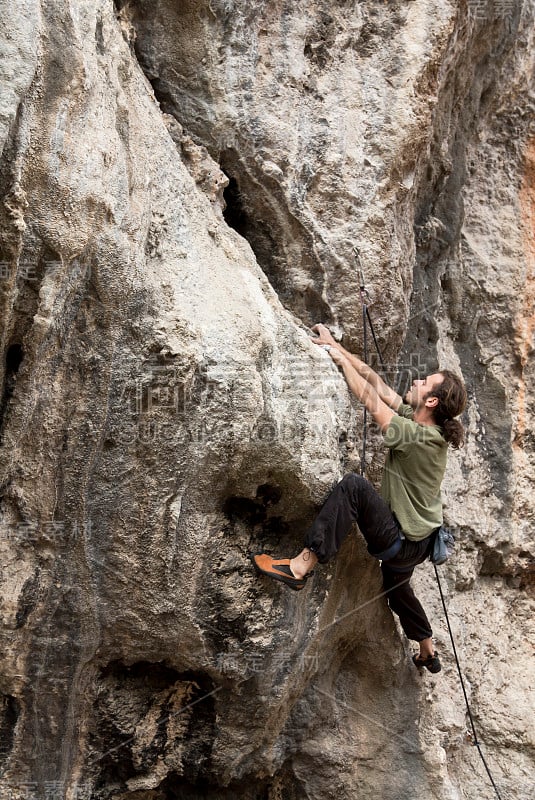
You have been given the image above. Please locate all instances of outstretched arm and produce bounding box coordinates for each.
[312,323,402,411]
[328,348,395,432]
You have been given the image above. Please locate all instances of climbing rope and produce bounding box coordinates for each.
[357,252,369,477]
[354,249,504,800]
[355,246,386,476]
[434,566,504,800]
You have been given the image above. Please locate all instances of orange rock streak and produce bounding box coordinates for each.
[517,138,535,444]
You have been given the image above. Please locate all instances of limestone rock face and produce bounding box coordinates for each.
[0,2,533,799]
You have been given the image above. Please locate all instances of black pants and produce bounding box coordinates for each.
[304,474,433,642]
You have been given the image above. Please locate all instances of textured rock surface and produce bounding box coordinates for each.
[0,1,533,799]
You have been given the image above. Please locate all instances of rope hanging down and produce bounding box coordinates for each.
[353,248,503,800]
[434,566,504,800]
[355,246,386,476]
[358,255,369,477]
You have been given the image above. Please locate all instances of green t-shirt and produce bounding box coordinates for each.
[380,403,447,541]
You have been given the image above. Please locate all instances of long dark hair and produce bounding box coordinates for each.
[428,370,467,449]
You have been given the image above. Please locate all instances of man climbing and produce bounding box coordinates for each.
[251,324,467,674]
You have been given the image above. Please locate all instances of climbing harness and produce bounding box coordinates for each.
[355,249,504,800]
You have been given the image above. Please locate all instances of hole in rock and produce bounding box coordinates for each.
[222,175,249,237]
[220,162,279,271]
[255,483,282,506]
[156,768,305,800]
[5,343,23,375]
[223,497,267,526]
[0,694,20,772]
[1,244,60,434]
[92,662,218,793]
[0,343,24,435]
[219,153,332,328]
[223,483,282,526]
[220,473,316,559]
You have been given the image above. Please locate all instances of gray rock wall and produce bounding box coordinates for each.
[0,1,533,799]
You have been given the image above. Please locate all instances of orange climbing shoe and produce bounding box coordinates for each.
[250,554,310,591]
[412,651,442,673]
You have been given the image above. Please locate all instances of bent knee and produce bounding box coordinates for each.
[340,473,370,492]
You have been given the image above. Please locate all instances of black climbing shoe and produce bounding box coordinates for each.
[412,651,442,674]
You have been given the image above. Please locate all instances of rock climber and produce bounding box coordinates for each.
[251,323,467,674]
